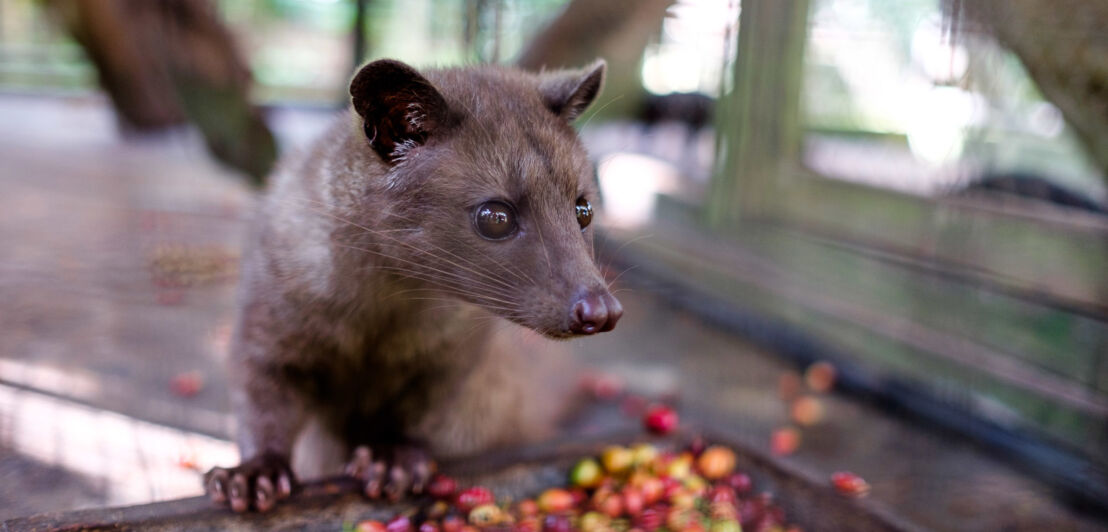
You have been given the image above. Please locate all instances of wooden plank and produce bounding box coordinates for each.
[737,226,1108,388]
[601,219,1108,463]
[2,432,918,532]
[767,168,1108,317]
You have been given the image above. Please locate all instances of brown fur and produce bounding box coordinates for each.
[225,60,614,480]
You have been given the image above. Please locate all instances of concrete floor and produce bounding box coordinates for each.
[0,94,1103,530]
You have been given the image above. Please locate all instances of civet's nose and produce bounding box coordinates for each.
[569,291,623,335]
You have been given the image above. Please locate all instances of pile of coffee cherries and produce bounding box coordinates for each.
[351,441,800,532]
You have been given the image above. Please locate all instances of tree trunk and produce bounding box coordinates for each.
[951,0,1108,177]
[44,0,276,185]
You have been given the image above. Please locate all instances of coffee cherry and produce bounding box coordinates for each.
[696,446,736,480]
[638,476,665,505]
[707,485,736,505]
[630,443,659,466]
[428,474,458,500]
[726,473,752,495]
[682,475,707,497]
[831,471,870,497]
[385,515,413,532]
[680,522,707,532]
[455,486,495,513]
[170,371,204,397]
[537,488,574,513]
[661,476,684,500]
[767,503,786,525]
[569,488,588,507]
[514,517,540,532]
[634,507,664,531]
[621,487,645,517]
[517,499,539,517]
[600,446,634,474]
[570,458,604,488]
[665,453,693,479]
[709,500,738,521]
[347,442,799,532]
[709,519,741,532]
[356,521,387,532]
[579,511,610,532]
[441,516,463,532]
[469,504,502,526]
[643,405,679,434]
[666,507,694,530]
[770,427,800,456]
[805,361,836,392]
[739,499,764,527]
[789,396,824,426]
[669,489,696,510]
[595,491,623,518]
[428,501,450,520]
[541,514,572,532]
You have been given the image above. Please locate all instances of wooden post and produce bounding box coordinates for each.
[352,0,369,69]
[707,0,810,227]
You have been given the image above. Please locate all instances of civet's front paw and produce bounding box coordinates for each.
[204,452,295,512]
[345,444,436,501]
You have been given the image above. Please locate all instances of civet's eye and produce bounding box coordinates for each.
[473,201,517,240]
[575,198,593,230]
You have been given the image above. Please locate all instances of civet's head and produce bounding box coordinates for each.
[349,59,621,338]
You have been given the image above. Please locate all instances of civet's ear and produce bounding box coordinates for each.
[538,59,606,122]
[350,59,448,164]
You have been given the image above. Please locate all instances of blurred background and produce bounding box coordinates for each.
[0,0,1106,529]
